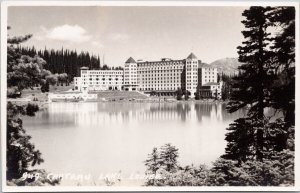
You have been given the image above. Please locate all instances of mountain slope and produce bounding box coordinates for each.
[209,58,241,75]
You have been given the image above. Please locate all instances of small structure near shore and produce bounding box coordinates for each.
[48,91,97,102]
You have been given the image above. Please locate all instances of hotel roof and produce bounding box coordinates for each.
[187,52,197,60]
[125,57,136,63]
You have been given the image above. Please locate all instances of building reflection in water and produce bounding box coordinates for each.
[77,102,194,124]
[24,102,247,129]
[29,102,243,126]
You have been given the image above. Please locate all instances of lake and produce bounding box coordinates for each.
[23,102,246,186]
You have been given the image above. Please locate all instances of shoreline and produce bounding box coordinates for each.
[7,89,229,109]
[7,95,228,104]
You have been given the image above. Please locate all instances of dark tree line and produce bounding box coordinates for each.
[17,46,123,81]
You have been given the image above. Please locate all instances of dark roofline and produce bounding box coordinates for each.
[125,57,136,63]
[187,52,197,60]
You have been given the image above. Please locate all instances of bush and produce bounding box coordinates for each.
[144,145,294,186]
[41,82,49,93]
[176,89,183,100]
[7,87,21,98]
[194,92,200,100]
[26,103,39,116]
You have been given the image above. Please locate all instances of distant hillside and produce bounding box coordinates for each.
[209,58,241,75]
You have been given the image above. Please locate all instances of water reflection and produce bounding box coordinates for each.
[24,102,247,129]
[23,102,246,186]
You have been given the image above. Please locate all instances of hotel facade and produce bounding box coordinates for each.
[74,67,124,91]
[74,53,222,98]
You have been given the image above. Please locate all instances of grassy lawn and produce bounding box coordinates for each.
[20,84,74,102]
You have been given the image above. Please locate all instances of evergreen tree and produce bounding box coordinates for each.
[18,47,103,80]
[224,6,295,163]
[144,147,160,185]
[222,118,256,162]
[226,6,274,161]
[159,143,179,173]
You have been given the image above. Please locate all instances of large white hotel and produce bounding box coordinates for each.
[74,53,222,98]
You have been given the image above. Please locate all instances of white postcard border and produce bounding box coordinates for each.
[1,1,299,192]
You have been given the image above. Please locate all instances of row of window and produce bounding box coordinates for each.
[204,76,216,79]
[141,77,182,80]
[124,75,137,78]
[124,71,137,74]
[124,68,137,71]
[137,69,184,73]
[204,71,217,74]
[124,82,137,84]
[87,71,123,75]
[140,80,183,84]
[186,65,198,68]
[140,83,182,86]
[202,68,217,71]
[140,88,179,91]
[83,75,123,79]
[203,79,216,83]
[125,64,137,67]
[140,73,183,77]
[87,78,122,81]
[138,62,184,66]
[83,82,123,85]
[136,66,184,70]
[186,61,198,64]
[186,72,197,75]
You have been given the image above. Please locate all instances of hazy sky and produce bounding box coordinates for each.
[8,6,247,66]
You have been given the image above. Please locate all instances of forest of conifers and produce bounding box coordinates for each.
[17,46,123,80]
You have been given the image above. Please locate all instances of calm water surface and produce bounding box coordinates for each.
[23,102,246,185]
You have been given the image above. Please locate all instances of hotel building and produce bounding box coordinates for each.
[74,67,123,92]
[124,53,199,95]
[74,53,222,98]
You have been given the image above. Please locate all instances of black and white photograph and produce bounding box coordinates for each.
[1,1,299,191]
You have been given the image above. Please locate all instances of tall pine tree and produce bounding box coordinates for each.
[226,7,274,161]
